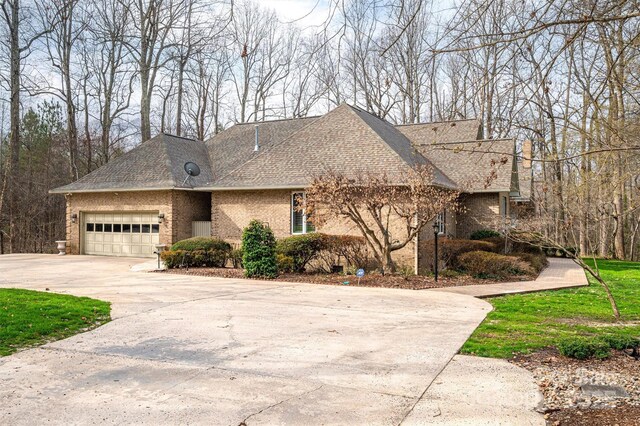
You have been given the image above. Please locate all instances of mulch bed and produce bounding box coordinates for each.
[511,348,640,425]
[159,266,536,290]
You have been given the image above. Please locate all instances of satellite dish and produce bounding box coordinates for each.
[184,162,201,177]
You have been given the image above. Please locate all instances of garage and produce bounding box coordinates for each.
[82,212,160,257]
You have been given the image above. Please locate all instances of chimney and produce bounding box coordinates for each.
[522,139,532,169]
[254,124,259,152]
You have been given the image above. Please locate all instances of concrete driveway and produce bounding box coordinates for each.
[0,255,540,425]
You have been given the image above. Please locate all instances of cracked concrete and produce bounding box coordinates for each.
[0,254,543,425]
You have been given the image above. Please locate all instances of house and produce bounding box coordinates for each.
[51,103,531,271]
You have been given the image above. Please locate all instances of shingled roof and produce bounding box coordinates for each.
[206,116,319,180]
[51,104,518,195]
[50,134,212,193]
[396,118,483,145]
[213,104,455,189]
[410,139,517,193]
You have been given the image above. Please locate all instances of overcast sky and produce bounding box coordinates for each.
[260,0,333,28]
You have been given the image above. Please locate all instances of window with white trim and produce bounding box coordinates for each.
[291,192,315,234]
[436,211,446,235]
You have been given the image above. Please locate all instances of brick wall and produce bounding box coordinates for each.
[211,189,416,268]
[171,191,211,242]
[456,192,503,238]
[64,190,210,254]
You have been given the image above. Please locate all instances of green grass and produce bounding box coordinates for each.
[460,259,640,358]
[0,289,110,356]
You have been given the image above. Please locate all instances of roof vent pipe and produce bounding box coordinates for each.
[254,124,259,152]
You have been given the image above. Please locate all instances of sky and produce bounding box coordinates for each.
[260,0,333,29]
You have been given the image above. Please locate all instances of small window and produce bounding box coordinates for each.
[86,223,94,232]
[104,224,113,232]
[113,224,122,233]
[95,223,103,232]
[151,224,159,233]
[122,224,131,233]
[141,224,151,233]
[291,192,314,234]
[501,196,508,218]
[132,224,141,233]
[436,211,446,235]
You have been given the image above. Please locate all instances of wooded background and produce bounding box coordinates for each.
[0,0,638,259]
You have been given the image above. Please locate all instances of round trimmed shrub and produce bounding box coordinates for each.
[276,233,326,272]
[242,220,278,278]
[170,237,231,252]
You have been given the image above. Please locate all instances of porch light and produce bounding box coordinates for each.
[158,213,165,223]
[71,213,78,223]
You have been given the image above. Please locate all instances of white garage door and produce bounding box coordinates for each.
[83,212,160,257]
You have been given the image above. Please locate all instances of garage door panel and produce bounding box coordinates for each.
[82,211,160,258]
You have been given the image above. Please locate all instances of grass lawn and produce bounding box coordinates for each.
[461,259,640,358]
[0,289,110,356]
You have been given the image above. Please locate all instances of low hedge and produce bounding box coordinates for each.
[276,233,326,272]
[276,233,371,273]
[558,337,611,360]
[171,237,232,252]
[458,250,533,278]
[422,238,497,271]
[557,335,640,360]
[161,249,229,268]
[470,229,502,240]
[316,234,371,272]
[512,252,549,273]
[480,236,545,255]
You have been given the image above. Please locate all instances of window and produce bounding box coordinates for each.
[291,192,315,234]
[142,224,151,233]
[95,223,103,232]
[436,211,446,235]
[122,224,131,233]
[132,224,141,233]
[151,224,159,233]
[104,224,113,232]
[113,224,122,233]
[86,223,94,232]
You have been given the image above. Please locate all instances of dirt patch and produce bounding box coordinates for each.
[511,348,640,425]
[158,267,537,290]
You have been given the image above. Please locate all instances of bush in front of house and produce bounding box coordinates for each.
[317,234,371,272]
[470,229,502,240]
[275,233,373,273]
[458,250,533,278]
[479,236,545,256]
[512,252,549,273]
[242,220,278,278]
[558,337,611,360]
[422,238,497,271]
[230,248,243,268]
[171,237,232,253]
[276,233,326,272]
[276,253,295,273]
[161,248,229,268]
[161,250,190,268]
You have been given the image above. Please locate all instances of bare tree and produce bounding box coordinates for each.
[304,166,459,273]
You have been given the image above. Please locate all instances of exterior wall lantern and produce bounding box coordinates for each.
[158,213,165,224]
[71,213,78,223]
